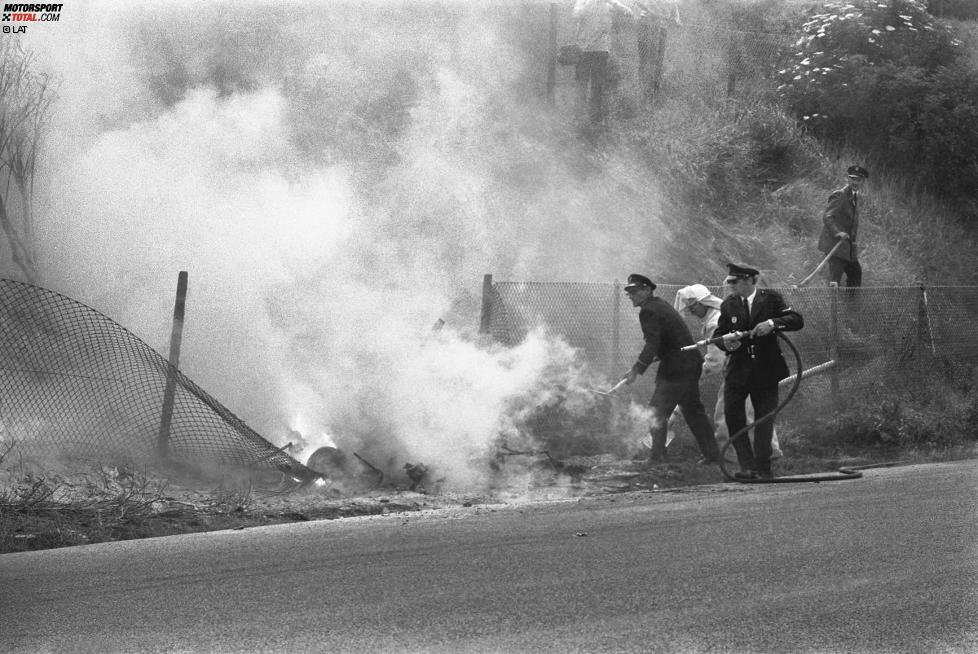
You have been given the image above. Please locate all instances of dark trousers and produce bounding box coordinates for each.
[827,256,862,287]
[649,367,719,460]
[723,382,779,473]
[575,51,609,124]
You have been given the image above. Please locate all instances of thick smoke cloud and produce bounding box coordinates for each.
[24,1,661,488]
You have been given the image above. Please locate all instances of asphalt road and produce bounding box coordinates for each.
[2,460,976,654]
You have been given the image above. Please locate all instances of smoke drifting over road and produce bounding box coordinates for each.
[24,2,661,488]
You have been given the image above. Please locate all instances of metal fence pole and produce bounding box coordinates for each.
[611,280,621,376]
[157,271,188,460]
[829,282,839,402]
[480,273,494,335]
[918,283,937,357]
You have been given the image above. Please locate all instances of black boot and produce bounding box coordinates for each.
[646,429,668,463]
[757,460,773,480]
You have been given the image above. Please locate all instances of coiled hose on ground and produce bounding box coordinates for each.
[719,333,898,484]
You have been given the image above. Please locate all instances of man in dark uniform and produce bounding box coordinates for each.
[818,165,869,287]
[620,273,720,464]
[712,264,804,479]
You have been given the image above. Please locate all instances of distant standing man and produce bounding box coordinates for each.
[818,165,869,287]
[620,274,720,464]
[713,264,803,479]
[630,0,680,104]
[573,0,633,124]
[672,284,783,461]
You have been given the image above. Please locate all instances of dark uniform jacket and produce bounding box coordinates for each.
[818,185,859,262]
[712,289,804,388]
[631,296,703,379]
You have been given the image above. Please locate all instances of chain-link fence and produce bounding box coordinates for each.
[0,279,314,480]
[483,276,978,413]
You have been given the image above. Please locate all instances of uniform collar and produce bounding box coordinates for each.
[740,289,757,312]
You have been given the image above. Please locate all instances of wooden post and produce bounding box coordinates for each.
[547,3,558,104]
[479,274,494,335]
[829,282,839,401]
[157,271,188,460]
[611,280,621,376]
[918,283,936,357]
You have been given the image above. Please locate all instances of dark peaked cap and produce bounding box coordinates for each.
[624,273,656,291]
[847,165,869,179]
[725,263,759,280]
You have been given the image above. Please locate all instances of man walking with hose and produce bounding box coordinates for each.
[818,165,869,287]
[619,274,720,464]
[713,264,803,480]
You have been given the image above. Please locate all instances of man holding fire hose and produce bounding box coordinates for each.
[671,284,784,462]
[713,264,804,480]
[620,273,720,464]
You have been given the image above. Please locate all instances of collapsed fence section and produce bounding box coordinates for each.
[0,279,314,480]
[481,276,978,412]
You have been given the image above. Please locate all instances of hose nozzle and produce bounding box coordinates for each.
[680,330,750,352]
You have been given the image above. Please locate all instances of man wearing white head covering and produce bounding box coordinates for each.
[656,284,783,461]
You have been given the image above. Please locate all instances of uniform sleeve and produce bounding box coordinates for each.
[822,190,847,235]
[631,309,661,375]
[769,293,804,332]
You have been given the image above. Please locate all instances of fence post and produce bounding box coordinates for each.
[547,3,557,104]
[829,282,839,401]
[611,280,621,376]
[480,273,494,335]
[157,271,188,460]
[918,283,936,357]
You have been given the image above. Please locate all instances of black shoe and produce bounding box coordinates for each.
[758,471,775,480]
[734,470,759,480]
[697,456,718,465]
[645,452,667,464]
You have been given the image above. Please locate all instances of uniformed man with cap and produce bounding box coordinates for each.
[620,273,720,464]
[818,164,869,287]
[712,264,804,479]
[672,283,784,462]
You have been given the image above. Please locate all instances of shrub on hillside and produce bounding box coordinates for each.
[929,0,978,20]
[777,0,978,209]
[687,102,820,214]
[795,360,978,451]
[875,64,978,198]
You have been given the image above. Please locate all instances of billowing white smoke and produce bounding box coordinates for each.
[26,2,662,489]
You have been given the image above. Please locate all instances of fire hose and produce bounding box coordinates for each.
[682,332,890,484]
[794,240,843,288]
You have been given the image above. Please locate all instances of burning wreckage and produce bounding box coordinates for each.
[298,381,630,496]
